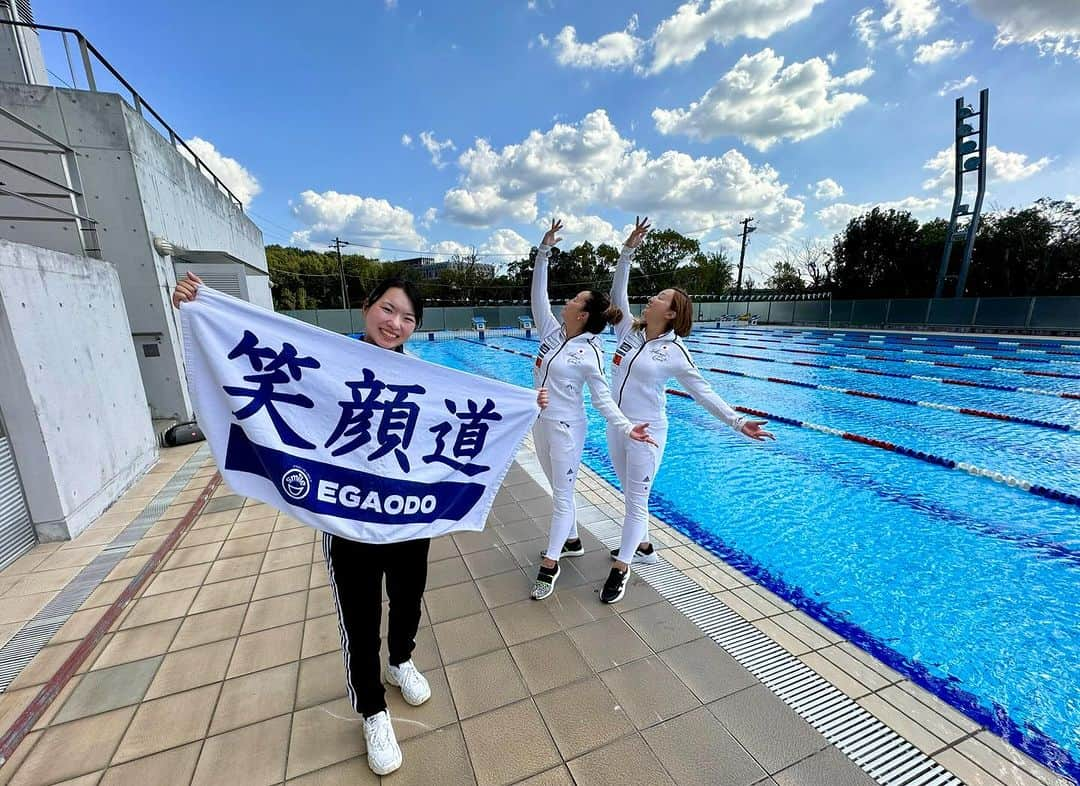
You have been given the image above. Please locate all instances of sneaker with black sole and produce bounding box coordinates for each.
[540,538,585,560]
[600,566,629,604]
[531,562,561,600]
[610,543,659,565]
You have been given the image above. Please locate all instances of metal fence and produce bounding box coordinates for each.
[0,18,244,210]
[281,296,1080,336]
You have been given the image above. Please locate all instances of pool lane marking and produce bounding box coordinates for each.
[686,334,1080,380]
[459,338,1080,509]
[704,325,1080,357]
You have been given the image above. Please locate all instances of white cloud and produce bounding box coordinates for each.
[652,49,871,150]
[882,0,938,39]
[922,145,1052,192]
[527,0,538,9]
[914,38,972,63]
[539,212,621,247]
[544,16,644,70]
[401,133,413,147]
[853,0,939,48]
[180,137,261,206]
[418,131,456,169]
[851,8,879,47]
[938,74,978,96]
[420,207,438,228]
[814,178,845,200]
[817,196,943,230]
[289,190,425,253]
[428,240,471,259]
[826,51,838,64]
[385,0,397,8]
[442,108,805,236]
[479,229,532,258]
[649,0,825,73]
[968,0,1080,58]
[444,183,540,227]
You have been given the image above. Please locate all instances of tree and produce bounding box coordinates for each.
[831,208,924,298]
[676,251,733,296]
[631,229,701,296]
[966,200,1080,296]
[766,260,806,293]
[770,238,833,290]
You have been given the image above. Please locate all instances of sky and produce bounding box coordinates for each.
[38,0,1080,280]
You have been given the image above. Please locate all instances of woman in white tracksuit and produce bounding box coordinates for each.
[600,217,774,604]
[531,219,654,600]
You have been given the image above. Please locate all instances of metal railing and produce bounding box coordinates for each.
[0,104,100,258]
[0,18,244,211]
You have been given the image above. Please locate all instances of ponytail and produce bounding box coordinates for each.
[582,290,618,335]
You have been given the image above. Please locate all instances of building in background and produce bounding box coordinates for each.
[0,4,269,562]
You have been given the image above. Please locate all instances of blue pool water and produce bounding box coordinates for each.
[409,326,1080,782]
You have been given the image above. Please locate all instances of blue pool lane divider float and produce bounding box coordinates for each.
[706,325,1080,356]
[459,339,1080,509]
[678,338,1080,401]
[714,325,1080,355]
[666,389,1080,509]
[687,335,1080,380]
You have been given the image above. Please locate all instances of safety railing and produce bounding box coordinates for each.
[0,18,244,211]
[0,104,100,258]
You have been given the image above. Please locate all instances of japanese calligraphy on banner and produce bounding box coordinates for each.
[180,287,539,543]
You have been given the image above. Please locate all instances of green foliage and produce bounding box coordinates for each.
[829,200,1080,298]
[766,260,806,293]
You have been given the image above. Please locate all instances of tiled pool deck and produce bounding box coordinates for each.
[0,441,1072,785]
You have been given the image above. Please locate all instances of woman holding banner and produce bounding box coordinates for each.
[172,273,431,777]
[601,217,774,605]
[530,219,654,601]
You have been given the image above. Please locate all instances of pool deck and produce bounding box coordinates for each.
[0,440,1073,786]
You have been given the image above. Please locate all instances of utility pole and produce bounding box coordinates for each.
[329,237,354,332]
[735,217,756,301]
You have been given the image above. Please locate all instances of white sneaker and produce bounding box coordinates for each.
[363,710,402,775]
[386,659,431,706]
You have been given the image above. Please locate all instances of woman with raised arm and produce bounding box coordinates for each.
[530,219,654,600]
[601,217,774,604]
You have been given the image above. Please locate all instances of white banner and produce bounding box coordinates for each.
[180,287,538,542]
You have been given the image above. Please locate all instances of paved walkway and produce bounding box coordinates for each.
[0,443,1071,785]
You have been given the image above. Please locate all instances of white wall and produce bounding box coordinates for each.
[0,240,157,540]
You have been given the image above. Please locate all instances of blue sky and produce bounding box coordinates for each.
[39,0,1080,279]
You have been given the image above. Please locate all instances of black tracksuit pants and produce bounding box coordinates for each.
[322,531,430,718]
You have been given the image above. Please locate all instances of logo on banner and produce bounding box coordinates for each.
[282,468,311,500]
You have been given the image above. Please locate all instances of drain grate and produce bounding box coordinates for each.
[0,447,211,692]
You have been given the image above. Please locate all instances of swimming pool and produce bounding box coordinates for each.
[409,326,1080,783]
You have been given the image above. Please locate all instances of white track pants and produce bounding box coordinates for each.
[533,417,586,559]
[606,422,669,564]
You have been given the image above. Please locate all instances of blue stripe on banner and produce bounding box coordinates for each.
[224,423,486,524]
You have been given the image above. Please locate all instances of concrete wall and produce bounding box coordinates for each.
[0,4,47,85]
[0,240,157,541]
[0,82,269,419]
